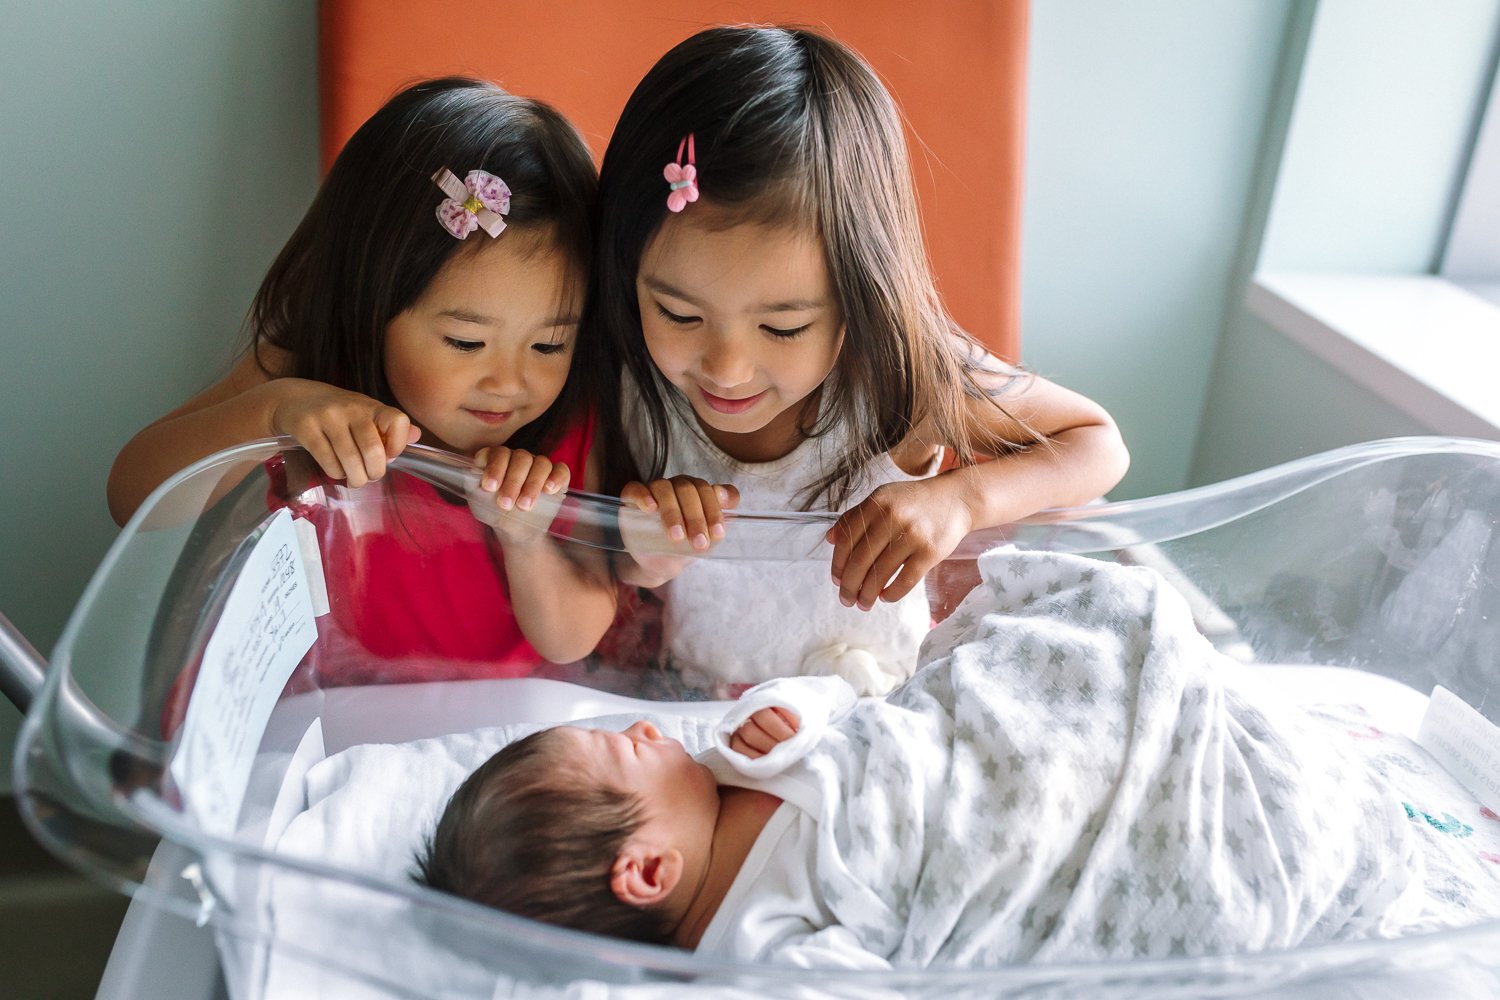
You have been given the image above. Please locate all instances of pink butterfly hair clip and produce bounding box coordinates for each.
[433,168,511,239]
[664,134,699,213]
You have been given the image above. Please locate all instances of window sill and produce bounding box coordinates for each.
[1247,273,1500,437]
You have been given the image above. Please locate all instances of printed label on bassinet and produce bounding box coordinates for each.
[169,508,318,836]
[1418,685,1500,809]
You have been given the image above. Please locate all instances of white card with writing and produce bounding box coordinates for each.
[1417,685,1500,808]
[169,508,318,836]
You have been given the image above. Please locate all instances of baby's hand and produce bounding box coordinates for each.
[620,476,739,551]
[268,379,421,489]
[729,706,800,759]
[826,479,974,610]
[470,447,569,544]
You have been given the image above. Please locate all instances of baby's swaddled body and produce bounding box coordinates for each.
[695,549,1440,968]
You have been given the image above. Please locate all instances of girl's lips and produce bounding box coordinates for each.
[699,386,766,415]
[465,408,513,425]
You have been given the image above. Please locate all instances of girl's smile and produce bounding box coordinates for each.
[698,386,768,415]
[464,408,514,425]
[637,204,844,463]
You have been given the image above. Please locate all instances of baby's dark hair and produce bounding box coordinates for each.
[250,76,601,455]
[413,728,674,944]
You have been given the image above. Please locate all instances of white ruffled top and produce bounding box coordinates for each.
[621,374,938,695]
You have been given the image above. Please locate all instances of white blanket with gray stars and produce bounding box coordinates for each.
[709,548,1427,967]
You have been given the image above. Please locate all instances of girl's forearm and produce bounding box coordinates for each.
[615,552,689,590]
[501,537,618,663]
[954,421,1129,531]
[107,382,281,525]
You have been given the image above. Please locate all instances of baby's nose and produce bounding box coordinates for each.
[626,720,663,742]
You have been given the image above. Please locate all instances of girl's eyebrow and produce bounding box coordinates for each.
[437,307,495,325]
[641,276,701,305]
[642,276,827,313]
[436,308,581,327]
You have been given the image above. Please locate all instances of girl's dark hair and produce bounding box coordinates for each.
[590,26,1027,507]
[413,729,674,945]
[251,77,600,454]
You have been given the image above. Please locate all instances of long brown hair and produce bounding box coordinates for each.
[589,26,1026,507]
[250,77,601,455]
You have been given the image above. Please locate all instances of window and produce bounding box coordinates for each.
[1442,61,1500,308]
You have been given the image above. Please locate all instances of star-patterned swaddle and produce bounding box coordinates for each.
[712,548,1427,967]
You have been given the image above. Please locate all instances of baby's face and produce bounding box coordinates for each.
[557,721,719,836]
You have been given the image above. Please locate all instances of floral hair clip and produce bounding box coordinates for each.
[433,168,511,239]
[664,134,699,213]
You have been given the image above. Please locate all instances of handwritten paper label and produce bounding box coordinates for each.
[169,508,318,836]
[1418,685,1500,809]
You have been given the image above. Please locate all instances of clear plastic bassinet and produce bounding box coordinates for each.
[10,436,1500,999]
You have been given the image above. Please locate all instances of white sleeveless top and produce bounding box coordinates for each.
[621,375,938,696]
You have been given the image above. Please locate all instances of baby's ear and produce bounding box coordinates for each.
[609,843,683,908]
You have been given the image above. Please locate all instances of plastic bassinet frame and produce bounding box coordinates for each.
[7,436,1500,999]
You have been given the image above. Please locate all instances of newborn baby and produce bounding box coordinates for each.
[414,550,1488,968]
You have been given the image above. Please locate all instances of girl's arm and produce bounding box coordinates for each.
[828,357,1128,610]
[932,364,1129,526]
[487,445,619,663]
[107,346,417,525]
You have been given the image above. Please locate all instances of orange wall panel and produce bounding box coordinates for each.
[319,1,1026,359]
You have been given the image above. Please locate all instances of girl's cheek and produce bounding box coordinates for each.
[643,336,682,376]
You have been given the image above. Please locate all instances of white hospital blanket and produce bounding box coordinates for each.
[697,549,1433,967]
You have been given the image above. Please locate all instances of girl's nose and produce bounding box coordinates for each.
[626,720,663,742]
[698,336,755,389]
[477,359,523,395]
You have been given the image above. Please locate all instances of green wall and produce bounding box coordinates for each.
[1190,0,1500,486]
[1193,310,1430,488]
[1021,0,1295,502]
[0,3,318,792]
[1260,0,1500,275]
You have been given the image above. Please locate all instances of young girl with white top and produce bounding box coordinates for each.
[598,26,1130,695]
